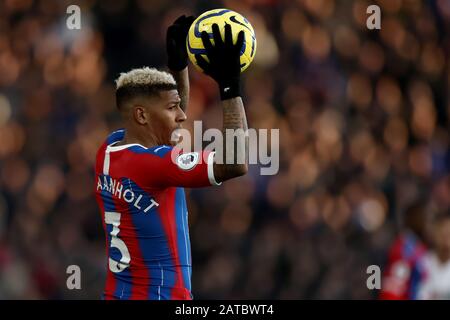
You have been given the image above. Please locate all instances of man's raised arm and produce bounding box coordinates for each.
[166,15,195,111]
[195,24,249,182]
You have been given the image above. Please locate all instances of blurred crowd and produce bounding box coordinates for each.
[0,0,449,299]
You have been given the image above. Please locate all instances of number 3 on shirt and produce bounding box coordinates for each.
[104,211,131,273]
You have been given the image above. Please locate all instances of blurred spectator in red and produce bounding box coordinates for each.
[379,202,430,300]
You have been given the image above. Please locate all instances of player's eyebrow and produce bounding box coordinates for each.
[167,99,181,106]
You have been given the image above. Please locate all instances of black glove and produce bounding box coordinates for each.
[166,15,196,71]
[195,23,245,100]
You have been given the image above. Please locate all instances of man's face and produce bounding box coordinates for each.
[144,89,187,146]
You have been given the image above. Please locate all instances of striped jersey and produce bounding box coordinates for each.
[379,231,428,300]
[94,129,220,300]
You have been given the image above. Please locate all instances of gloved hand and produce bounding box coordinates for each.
[166,15,196,71]
[195,23,245,100]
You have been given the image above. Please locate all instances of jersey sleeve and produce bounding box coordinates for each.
[151,147,222,188]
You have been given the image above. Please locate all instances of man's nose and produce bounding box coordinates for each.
[177,107,187,122]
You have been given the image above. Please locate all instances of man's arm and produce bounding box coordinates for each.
[195,24,249,182]
[170,67,189,112]
[213,97,248,182]
[166,15,195,112]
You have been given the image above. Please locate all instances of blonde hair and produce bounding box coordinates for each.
[115,67,178,109]
[115,67,176,89]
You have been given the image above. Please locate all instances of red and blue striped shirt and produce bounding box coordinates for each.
[95,129,220,300]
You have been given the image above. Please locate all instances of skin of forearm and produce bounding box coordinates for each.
[170,67,189,112]
[216,97,248,179]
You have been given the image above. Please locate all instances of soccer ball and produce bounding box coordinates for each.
[187,9,257,73]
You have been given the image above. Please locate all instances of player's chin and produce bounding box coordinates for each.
[168,135,181,147]
[169,129,183,146]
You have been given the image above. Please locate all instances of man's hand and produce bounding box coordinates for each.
[196,25,249,182]
[166,15,195,71]
[195,24,245,100]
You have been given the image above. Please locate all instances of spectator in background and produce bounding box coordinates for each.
[418,213,450,300]
[379,202,430,300]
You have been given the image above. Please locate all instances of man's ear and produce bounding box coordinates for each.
[133,105,148,125]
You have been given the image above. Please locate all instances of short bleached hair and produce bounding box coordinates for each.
[115,67,176,89]
[115,67,178,109]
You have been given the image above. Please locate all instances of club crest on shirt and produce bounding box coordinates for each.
[176,152,199,171]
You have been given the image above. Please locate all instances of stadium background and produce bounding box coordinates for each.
[0,0,449,299]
